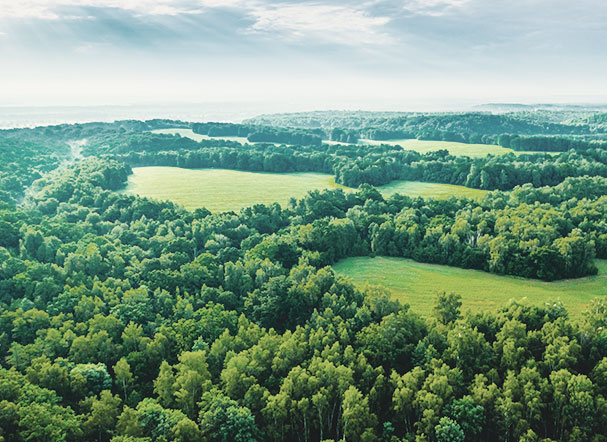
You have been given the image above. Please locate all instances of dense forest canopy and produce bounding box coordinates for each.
[1,110,607,441]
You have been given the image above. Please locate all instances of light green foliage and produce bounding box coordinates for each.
[82,390,122,441]
[342,386,377,442]
[433,292,463,325]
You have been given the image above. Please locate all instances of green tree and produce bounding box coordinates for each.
[435,417,465,442]
[114,358,133,402]
[433,292,462,325]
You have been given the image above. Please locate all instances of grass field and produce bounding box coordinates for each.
[378,180,488,200]
[359,138,511,157]
[333,256,607,319]
[124,167,488,212]
[151,128,251,144]
[122,167,346,212]
[357,138,559,158]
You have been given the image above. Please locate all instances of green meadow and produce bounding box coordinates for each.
[333,256,607,319]
[122,167,346,212]
[358,138,559,157]
[378,180,488,200]
[358,138,511,157]
[151,128,251,144]
[123,167,488,212]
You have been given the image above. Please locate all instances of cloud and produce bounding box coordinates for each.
[401,0,471,16]
[0,1,207,20]
[0,1,393,47]
[247,3,392,45]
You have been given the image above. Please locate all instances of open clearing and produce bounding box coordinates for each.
[333,256,607,319]
[122,167,346,212]
[151,128,251,144]
[123,167,488,212]
[356,139,559,158]
[358,138,511,157]
[378,180,488,200]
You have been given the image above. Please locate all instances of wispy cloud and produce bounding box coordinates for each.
[247,3,392,45]
[0,1,393,46]
[0,1,206,20]
[401,0,471,16]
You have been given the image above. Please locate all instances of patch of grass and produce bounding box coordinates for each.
[333,256,607,319]
[151,128,250,144]
[378,180,488,200]
[359,138,510,157]
[122,167,346,212]
[357,139,559,158]
[123,167,488,213]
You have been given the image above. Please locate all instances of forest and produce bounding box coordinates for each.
[1,111,607,441]
[246,110,607,148]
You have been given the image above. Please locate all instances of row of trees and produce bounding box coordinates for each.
[497,135,607,152]
[94,129,607,190]
[246,110,607,146]
[192,123,324,146]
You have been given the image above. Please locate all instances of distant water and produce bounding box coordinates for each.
[0,102,294,129]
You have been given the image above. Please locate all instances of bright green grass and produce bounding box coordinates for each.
[333,256,607,319]
[378,181,488,200]
[358,138,510,157]
[122,167,346,212]
[357,139,559,158]
[124,166,486,212]
[151,128,251,144]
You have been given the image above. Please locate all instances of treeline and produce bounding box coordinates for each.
[93,131,607,191]
[246,110,607,136]
[497,134,607,152]
[0,135,70,204]
[330,128,360,144]
[5,120,607,207]
[2,119,189,146]
[0,119,196,203]
[191,122,324,146]
[246,110,607,150]
[2,158,607,441]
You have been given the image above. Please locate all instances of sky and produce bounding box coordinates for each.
[0,0,606,109]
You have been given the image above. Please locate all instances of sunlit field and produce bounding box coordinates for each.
[356,138,559,157]
[123,167,488,212]
[151,128,251,144]
[378,180,488,200]
[122,167,346,212]
[333,256,607,319]
[358,138,510,157]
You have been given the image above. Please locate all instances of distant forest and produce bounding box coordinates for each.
[246,110,607,150]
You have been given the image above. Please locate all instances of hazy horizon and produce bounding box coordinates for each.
[1,0,606,108]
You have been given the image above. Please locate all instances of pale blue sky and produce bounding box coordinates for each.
[1,0,606,107]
